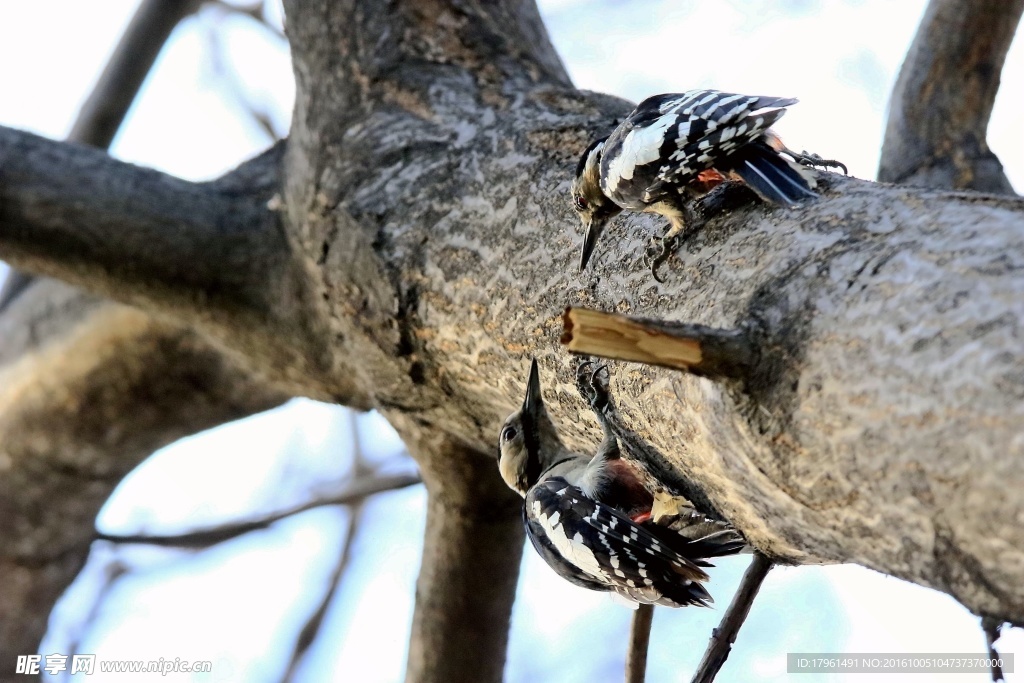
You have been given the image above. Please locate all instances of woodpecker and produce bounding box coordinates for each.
[572,90,843,275]
[497,360,745,607]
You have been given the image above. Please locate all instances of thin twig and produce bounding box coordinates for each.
[281,410,377,680]
[200,9,283,142]
[690,553,774,683]
[281,506,363,682]
[95,472,420,548]
[626,603,655,683]
[981,616,1006,682]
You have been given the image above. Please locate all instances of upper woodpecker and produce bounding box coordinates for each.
[572,89,840,274]
[497,360,744,607]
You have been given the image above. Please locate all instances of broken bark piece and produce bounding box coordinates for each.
[561,307,754,380]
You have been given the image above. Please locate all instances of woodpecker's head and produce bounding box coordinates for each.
[498,359,567,497]
[571,138,622,271]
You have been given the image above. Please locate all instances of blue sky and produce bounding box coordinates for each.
[1,1,1021,681]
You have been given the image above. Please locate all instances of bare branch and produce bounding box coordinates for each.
[95,473,420,549]
[879,0,1024,192]
[71,0,203,147]
[281,506,363,682]
[562,307,754,380]
[626,604,655,683]
[981,617,1006,682]
[0,308,287,675]
[691,554,774,683]
[201,9,284,142]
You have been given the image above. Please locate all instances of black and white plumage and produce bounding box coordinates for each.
[572,89,821,271]
[497,360,745,607]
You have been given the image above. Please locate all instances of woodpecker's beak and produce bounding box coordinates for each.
[578,218,606,271]
[522,358,544,418]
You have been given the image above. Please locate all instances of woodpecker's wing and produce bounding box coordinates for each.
[600,90,800,208]
[524,477,717,607]
[648,91,795,192]
[523,506,612,592]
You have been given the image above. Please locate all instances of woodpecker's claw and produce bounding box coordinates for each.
[645,234,678,283]
[575,361,612,413]
[786,148,848,175]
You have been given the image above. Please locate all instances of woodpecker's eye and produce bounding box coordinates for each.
[501,426,517,442]
[573,195,587,211]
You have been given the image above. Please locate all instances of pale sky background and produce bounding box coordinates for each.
[0,1,1021,681]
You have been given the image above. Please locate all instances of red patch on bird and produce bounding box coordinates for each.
[691,168,727,193]
[631,511,652,524]
[697,169,726,183]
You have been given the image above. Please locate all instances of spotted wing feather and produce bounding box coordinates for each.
[599,89,809,209]
[525,477,720,607]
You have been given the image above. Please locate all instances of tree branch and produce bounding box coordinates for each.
[0,0,203,313]
[0,309,287,677]
[626,604,655,683]
[691,553,774,683]
[981,617,1006,682]
[879,0,1024,191]
[95,473,419,548]
[70,0,204,147]
[0,2,291,671]
[4,1,1024,667]
[281,506,363,682]
[0,127,286,328]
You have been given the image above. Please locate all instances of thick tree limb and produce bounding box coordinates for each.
[0,2,293,673]
[394,417,524,683]
[0,130,364,401]
[691,553,774,683]
[0,128,284,336]
[879,0,1023,191]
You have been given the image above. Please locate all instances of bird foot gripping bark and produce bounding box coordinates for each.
[783,147,848,175]
[575,360,615,437]
[643,201,702,283]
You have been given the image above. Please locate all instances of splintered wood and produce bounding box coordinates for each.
[560,307,752,379]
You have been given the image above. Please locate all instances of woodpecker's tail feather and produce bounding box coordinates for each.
[731,140,818,207]
[646,514,747,567]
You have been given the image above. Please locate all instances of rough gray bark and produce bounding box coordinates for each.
[879,0,1023,191]
[2,0,1024,677]
[877,0,1023,629]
